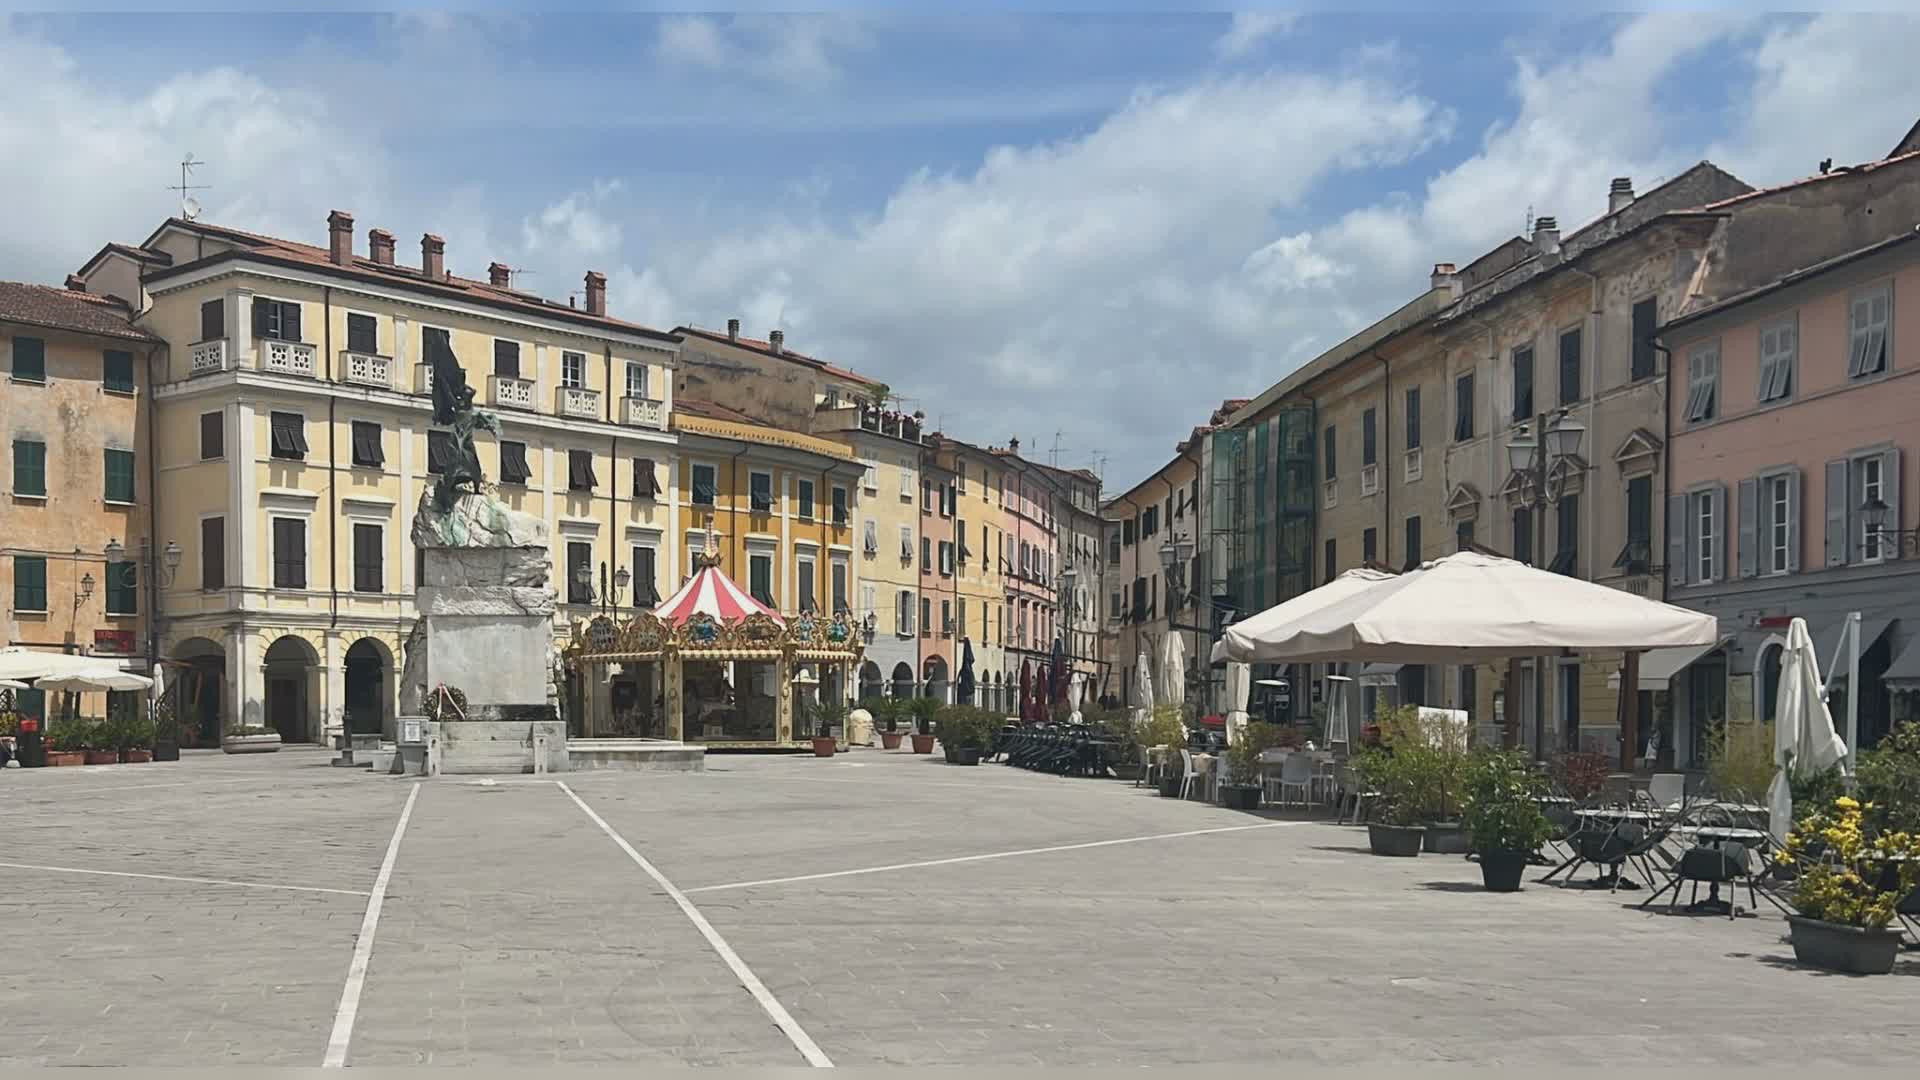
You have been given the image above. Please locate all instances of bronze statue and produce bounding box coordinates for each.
[426,333,499,511]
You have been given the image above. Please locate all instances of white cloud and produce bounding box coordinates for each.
[655,13,873,88]
[521,181,624,256]
[1215,12,1297,58]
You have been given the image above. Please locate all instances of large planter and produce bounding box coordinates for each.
[1159,775,1185,798]
[1786,915,1903,975]
[880,732,903,750]
[810,737,837,758]
[1368,823,1426,857]
[1422,822,1471,855]
[46,750,84,767]
[119,749,152,764]
[910,733,936,754]
[1110,763,1145,781]
[1479,850,1530,892]
[83,749,119,765]
[150,740,180,762]
[222,733,283,755]
[953,747,982,766]
[1221,784,1262,811]
[943,745,959,764]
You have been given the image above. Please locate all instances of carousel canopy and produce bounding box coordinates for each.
[655,561,780,626]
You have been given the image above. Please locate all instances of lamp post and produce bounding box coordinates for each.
[1504,407,1587,755]
[1862,497,1920,556]
[573,561,630,616]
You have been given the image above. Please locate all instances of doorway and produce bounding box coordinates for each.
[343,638,391,736]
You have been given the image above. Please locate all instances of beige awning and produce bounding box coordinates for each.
[1211,568,1397,664]
[1607,638,1729,691]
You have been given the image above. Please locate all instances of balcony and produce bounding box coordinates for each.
[414,363,435,396]
[620,395,666,430]
[259,338,317,378]
[556,385,601,420]
[1359,463,1381,497]
[1404,448,1424,483]
[190,338,229,376]
[853,405,923,443]
[489,374,535,410]
[340,350,393,390]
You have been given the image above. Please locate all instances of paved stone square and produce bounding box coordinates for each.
[4,746,1918,1066]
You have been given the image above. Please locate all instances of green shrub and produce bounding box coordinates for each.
[1461,749,1552,853]
[907,696,940,734]
[935,704,998,750]
[1857,721,1920,836]
[1704,720,1774,798]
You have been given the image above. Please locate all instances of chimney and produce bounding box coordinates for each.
[1609,176,1635,215]
[768,329,784,355]
[1531,215,1560,257]
[421,233,445,280]
[327,210,354,266]
[64,273,86,292]
[1429,261,1458,296]
[368,228,395,266]
[1008,435,1020,453]
[488,261,512,288]
[584,271,607,317]
[726,317,740,341]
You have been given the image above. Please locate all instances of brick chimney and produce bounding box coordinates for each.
[1531,215,1560,257]
[488,261,512,288]
[1609,176,1635,215]
[368,229,395,266]
[1430,261,1458,296]
[327,210,354,265]
[421,233,445,280]
[768,329,784,355]
[727,317,740,341]
[584,271,607,316]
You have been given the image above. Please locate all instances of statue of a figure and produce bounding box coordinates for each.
[426,333,499,511]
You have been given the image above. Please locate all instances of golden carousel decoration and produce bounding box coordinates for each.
[563,548,864,747]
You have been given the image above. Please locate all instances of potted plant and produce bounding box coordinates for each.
[908,697,939,754]
[1139,706,1189,797]
[869,698,904,750]
[222,724,283,754]
[806,700,843,757]
[113,709,155,763]
[1354,747,1425,856]
[938,705,991,766]
[150,697,181,762]
[81,718,120,765]
[1462,749,1552,891]
[43,714,84,767]
[1220,721,1285,811]
[1775,795,1920,974]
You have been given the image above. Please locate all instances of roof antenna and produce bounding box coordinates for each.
[167,153,210,220]
[1523,204,1533,238]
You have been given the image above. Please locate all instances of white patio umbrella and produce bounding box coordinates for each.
[0,678,27,691]
[1133,647,1154,715]
[1223,662,1251,746]
[0,647,133,682]
[34,670,153,693]
[1213,568,1397,664]
[1159,632,1187,708]
[1768,617,1850,841]
[1224,551,1718,663]
[1067,671,1086,724]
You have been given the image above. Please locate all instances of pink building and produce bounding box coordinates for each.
[1662,227,1920,765]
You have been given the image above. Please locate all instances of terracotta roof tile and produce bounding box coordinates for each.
[675,325,884,388]
[0,281,158,343]
[1701,149,1920,211]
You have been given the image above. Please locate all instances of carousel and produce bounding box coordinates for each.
[563,550,864,749]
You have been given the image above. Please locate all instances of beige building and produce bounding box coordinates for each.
[2,282,162,725]
[1102,444,1201,709]
[73,212,682,745]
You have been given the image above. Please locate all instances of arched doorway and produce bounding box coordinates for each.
[890,661,915,699]
[1757,641,1785,728]
[923,655,949,703]
[170,637,226,747]
[859,660,884,704]
[262,636,320,744]
[343,638,394,738]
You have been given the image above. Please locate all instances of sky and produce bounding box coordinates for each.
[4,5,1918,491]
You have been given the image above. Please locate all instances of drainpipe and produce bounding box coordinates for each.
[726,443,748,576]
[142,343,164,680]
[324,286,338,636]
[1373,350,1392,568]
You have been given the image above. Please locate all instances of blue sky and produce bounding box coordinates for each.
[4,8,1917,487]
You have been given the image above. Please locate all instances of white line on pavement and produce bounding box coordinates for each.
[0,860,372,897]
[557,780,834,1069]
[2,776,280,795]
[685,820,1312,893]
[322,781,420,1069]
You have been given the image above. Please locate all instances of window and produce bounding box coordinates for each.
[1132,577,1147,621]
[922,536,932,572]
[1763,472,1794,575]
[561,351,586,389]
[1403,515,1421,572]
[1362,527,1378,564]
[1404,387,1421,450]
[349,422,383,469]
[493,339,521,378]
[352,523,383,593]
[1695,489,1719,583]
[1513,506,1533,566]
[632,457,658,499]
[1108,529,1121,565]
[201,516,225,590]
[1142,506,1158,537]
[1859,454,1886,563]
[568,450,596,492]
[939,541,955,576]
[1685,342,1719,423]
[103,349,135,393]
[1511,345,1534,422]
[798,553,817,612]
[12,439,45,496]
[1361,407,1377,466]
[347,313,378,354]
[921,596,933,637]
[422,325,450,361]
[899,458,915,498]
[1550,494,1578,575]
[831,560,848,615]
[1323,425,1337,480]
[632,545,659,605]
[898,590,915,636]
[691,463,717,505]
[899,524,913,561]
[957,597,967,638]
[1109,588,1124,622]
[863,517,880,556]
[500,441,531,486]
[625,361,649,399]
[10,336,45,382]
[789,478,811,519]
[200,298,224,342]
[253,298,302,342]
[200,411,224,460]
[272,517,307,589]
[1757,316,1797,402]
[12,555,47,612]
[1454,372,1474,441]
[103,448,135,503]
[1558,659,1582,747]
[860,459,877,493]
[832,486,848,525]
[567,542,593,605]
[103,560,137,615]
[1616,475,1652,572]
[1848,284,1891,378]
[269,411,308,460]
[426,430,454,475]
[1631,297,1657,380]
[749,471,773,513]
[941,599,953,637]
[1122,519,1136,546]
[956,519,969,563]
[1456,518,1474,552]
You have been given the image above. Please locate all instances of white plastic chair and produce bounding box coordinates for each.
[1177,748,1199,800]
[1265,753,1315,808]
[1647,772,1686,810]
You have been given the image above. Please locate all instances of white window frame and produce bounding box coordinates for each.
[861,458,878,493]
[625,361,650,400]
[560,350,587,390]
[1757,314,1797,403]
[1685,341,1719,424]
[796,551,818,612]
[1694,489,1718,584]
[690,462,719,507]
[1848,282,1893,379]
[899,458,915,499]
[268,511,312,592]
[1859,452,1886,564]
[1763,472,1791,576]
[748,469,775,514]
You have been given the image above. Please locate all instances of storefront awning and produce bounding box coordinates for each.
[1607,638,1729,691]
[1811,617,1895,684]
[1356,662,1402,684]
[1884,635,1920,691]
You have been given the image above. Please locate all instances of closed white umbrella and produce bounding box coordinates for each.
[1229,551,1718,663]
[1768,617,1849,841]
[35,670,153,693]
[1132,647,1154,727]
[1212,568,1396,664]
[1159,632,1187,708]
[1223,662,1251,746]
[1067,671,1086,724]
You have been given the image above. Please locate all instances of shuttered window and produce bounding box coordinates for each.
[493,339,521,378]
[269,412,308,460]
[347,313,378,354]
[103,349,135,393]
[499,441,530,485]
[11,336,46,382]
[1558,326,1581,406]
[1631,298,1657,380]
[568,450,596,492]
[12,439,46,496]
[201,516,226,590]
[200,299,224,343]
[272,518,307,589]
[1685,343,1719,423]
[750,471,773,512]
[1848,285,1891,378]
[252,298,302,342]
[12,555,47,612]
[353,523,383,593]
[633,457,658,499]
[1511,345,1534,422]
[200,411,224,459]
[1757,316,1797,402]
[1454,372,1474,441]
[104,448,135,503]
[351,421,384,469]
[691,464,717,505]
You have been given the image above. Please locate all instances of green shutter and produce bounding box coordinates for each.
[104,449,135,503]
[107,562,137,615]
[103,349,135,392]
[13,440,45,496]
[13,555,48,612]
[11,336,46,381]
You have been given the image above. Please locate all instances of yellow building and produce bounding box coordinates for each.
[73,212,681,746]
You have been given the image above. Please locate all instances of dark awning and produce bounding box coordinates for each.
[1882,634,1920,690]
[1357,662,1402,684]
[1810,617,1895,683]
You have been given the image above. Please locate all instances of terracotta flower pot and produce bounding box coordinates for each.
[83,749,120,765]
[120,749,153,764]
[811,737,837,757]
[47,750,84,767]
[910,733,936,754]
[880,732,903,750]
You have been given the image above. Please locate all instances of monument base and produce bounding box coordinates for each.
[431,719,569,774]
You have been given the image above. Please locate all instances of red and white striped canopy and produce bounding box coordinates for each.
[655,563,780,625]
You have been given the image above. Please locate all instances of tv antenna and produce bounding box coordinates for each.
[1049,430,1067,468]
[167,153,210,220]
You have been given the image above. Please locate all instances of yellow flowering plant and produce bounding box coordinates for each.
[1777,795,1920,930]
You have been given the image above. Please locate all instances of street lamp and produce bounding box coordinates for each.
[1504,406,1587,754]
[1861,496,1920,555]
[75,571,96,610]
